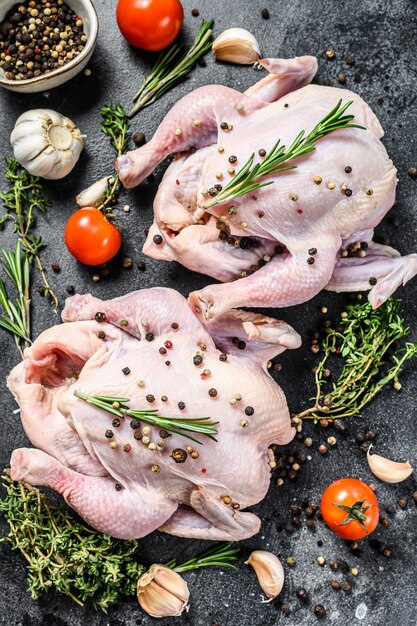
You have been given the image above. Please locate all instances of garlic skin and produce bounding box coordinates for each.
[10,109,84,180]
[213,28,261,65]
[76,176,112,207]
[245,550,284,602]
[367,445,413,483]
[137,564,190,618]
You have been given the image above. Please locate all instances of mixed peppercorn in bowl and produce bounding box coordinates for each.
[0,0,98,92]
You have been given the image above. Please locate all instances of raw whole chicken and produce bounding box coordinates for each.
[116,56,417,321]
[8,288,301,541]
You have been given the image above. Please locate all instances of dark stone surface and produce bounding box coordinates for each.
[0,0,416,625]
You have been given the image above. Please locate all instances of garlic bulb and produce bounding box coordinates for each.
[76,176,113,207]
[10,109,84,180]
[245,550,285,602]
[137,564,190,618]
[367,445,413,483]
[213,28,261,65]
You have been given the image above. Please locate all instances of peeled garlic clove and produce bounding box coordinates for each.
[137,564,190,618]
[245,550,284,602]
[76,177,111,207]
[367,445,413,483]
[10,109,84,180]
[213,28,261,65]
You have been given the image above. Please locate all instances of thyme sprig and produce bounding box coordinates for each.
[0,474,239,612]
[98,105,130,213]
[295,299,417,422]
[205,99,365,208]
[0,159,58,308]
[129,20,213,118]
[0,472,143,612]
[0,241,31,356]
[167,542,239,572]
[74,391,219,444]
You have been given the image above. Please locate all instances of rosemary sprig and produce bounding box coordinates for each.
[74,391,219,445]
[98,104,130,213]
[129,20,213,118]
[0,472,143,612]
[167,542,240,573]
[295,298,417,422]
[0,159,58,308]
[205,99,365,208]
[0,241,31,356]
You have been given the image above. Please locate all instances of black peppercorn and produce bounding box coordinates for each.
[132,131,146,146]
[145,332,154,341]
[237,340,246,350]
[228,155,237,163]
[345,188,353,197]
[134,431,143,440]
[178,401,186,410]
[146,394,155,403]
[219,353,228,361]
[193,354,203,366]
[130,419,140,430]
[115,483,122,491]
[314,604,326,617]
[98,331,106,340]
[245,406,254,416]
[307,257,315,264]
[153,234,163,245]
[296,587,308,600]
[112,418,121,428]
[369,276,377,285]
[159,429,172,439]
[95,311,106,323]
[344,165,352,173]
[220,121,229,130]
[122,367,131,376]
[261,8,270,19]
[105,430,114,439]
[209,388,217,397]
[171,448,188,463]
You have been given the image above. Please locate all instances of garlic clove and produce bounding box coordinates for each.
[213,28,261,65]
[10,133,49,164]
[245,550,285,602]
[367,445,413,483]
[137,564,190,618]
[76,176,111,207]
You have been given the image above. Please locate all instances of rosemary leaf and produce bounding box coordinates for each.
[205,99,365,208]
[97,105,130,213]
[74,391,219,444]
[129,20,213,118]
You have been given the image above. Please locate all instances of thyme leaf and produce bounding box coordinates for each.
[295,298,417,422]
[0,159,58,309]
[129,20,213,118]
[98,105,130,213]
[74,391,219,444]
[205,99,365,208]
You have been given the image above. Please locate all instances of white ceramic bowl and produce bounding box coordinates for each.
[0,0,98,93]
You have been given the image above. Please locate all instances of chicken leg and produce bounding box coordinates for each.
[10,447,177,539]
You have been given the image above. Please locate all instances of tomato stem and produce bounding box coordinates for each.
[332,498,374,534]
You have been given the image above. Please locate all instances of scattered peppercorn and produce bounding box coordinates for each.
[261,8,270,19]
[219,353,227,362]
[369,277,378,286]
[407,166,417,178]
[208,388,217,397]
[146,394,155,403]
[307,256,315,265]
[314,604,326,617]
[137,261,146,271]
[296,587,308,600]
[122,367,131,376]
[130,419,140,430]
[344,188,352,197]
[95,312,106,323]
[338,72,346,83]
[115,483,122,491]
[133,131,146,146]
[318,444,328,455]
[331,580,340,590]
[171,448,188,463]
[344,165,352,173]
[153,234,163,245]
[178,401,186,410]
[145,332,154,342]
[105,430,114,439]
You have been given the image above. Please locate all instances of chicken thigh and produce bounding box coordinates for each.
[116,57,417,320]
[8,288,300,541]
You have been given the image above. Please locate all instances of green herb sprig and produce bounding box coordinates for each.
[295,298,417,422]
[0,241,31,356]
[0,472,143,612]
[0,159,58,308]
[129,20,213,118]
[205,99,365,208]
[74,391,219,444]
[0,474,240,612]
[167,542,239,573]
[98,105,130,213]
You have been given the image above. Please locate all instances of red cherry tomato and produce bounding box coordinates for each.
[116,0,184,51]
[321,478,379,540]
[65,208,122,266]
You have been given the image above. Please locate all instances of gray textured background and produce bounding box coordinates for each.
[0,0,416,625]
